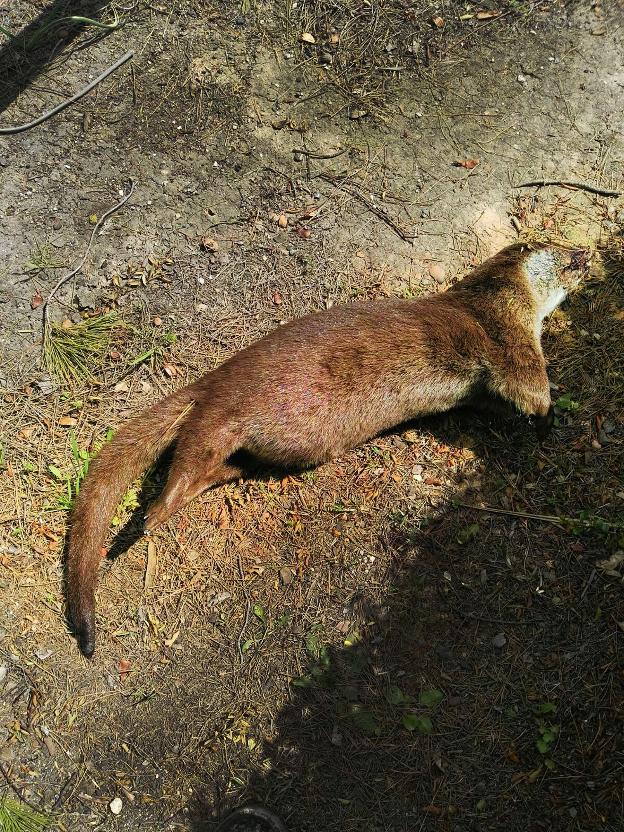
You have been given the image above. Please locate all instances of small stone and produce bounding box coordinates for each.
[420,207,430,219]
[517,73,527,83]
[429,263,445,284]
[319,52,333,65]
[0,665,7,684]
[293,151,304,162]
[492,633,507,649]
[0,745,15,762]
[280,566,294,585]
[153,316,163,326]
[35,647,52,661]
[51,216,62,230]
[109,797,123,815]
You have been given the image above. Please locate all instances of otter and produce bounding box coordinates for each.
[66,243,586,656]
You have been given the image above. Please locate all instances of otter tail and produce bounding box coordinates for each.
[66,384,198,657]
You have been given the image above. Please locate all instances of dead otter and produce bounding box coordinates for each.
[66,242,586,657]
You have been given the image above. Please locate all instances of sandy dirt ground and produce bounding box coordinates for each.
[0,1,623,830]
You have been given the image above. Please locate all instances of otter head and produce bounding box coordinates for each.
[526,245,590,321]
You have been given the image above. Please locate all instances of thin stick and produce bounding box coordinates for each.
[457,502,563,525]
[42,182,135,344]
[236,551,252,665]
[292,147,349,160]
[514,180,621,198]
[0,50,133,135]
[319,172,415,243]
[0,760,47,813]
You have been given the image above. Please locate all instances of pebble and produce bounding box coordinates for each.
[429,263,445,284]
[0,665,7,684]
[280,566,294,585]
[51,216,62,230]
[35,647,53,661]
[109,797,123,815]
[492,633,507,649]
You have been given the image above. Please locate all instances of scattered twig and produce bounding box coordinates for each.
[457,502,621,530]
[52,770,78,810]
[457,502,563,525]
[0,760,46,814]
[41,181,135,346]
[457,612,545,626]
[0,50,134,135]
[292,147,349,160]
[318,172,415,243]
[514,180,621,198]
[236,551,252,665]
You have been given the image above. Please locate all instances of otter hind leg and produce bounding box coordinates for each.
[144,458,243,532]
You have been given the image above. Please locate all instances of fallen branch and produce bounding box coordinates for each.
[0,50,133,135]
[319,172,415,243]
[42,181,135,346]
[514,180,621,198]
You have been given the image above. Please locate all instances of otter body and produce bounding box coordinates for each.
[66,243,584,656]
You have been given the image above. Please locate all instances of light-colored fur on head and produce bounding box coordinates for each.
[524,245,588,336]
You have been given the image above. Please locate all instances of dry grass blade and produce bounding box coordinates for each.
[43,312,121,385]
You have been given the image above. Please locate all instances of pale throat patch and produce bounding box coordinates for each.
[526,250,567,323]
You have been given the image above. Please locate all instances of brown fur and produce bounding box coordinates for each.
[66,243,585,656]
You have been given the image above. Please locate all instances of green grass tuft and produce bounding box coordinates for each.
[0,797,51,832]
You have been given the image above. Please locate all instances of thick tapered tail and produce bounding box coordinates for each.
[66,385,198,657]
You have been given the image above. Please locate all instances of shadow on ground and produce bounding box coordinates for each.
[179,274,624,831]
[0,0,111,115]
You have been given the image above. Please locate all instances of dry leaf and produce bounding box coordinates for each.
[454,158,479,169]
[109,350,122,361]
[613,310,624,320]
[301,32,316,44]
[162,363,178,377]
[272,291,283,305]
[200,236,219,252]
[31,291,43,310]
[58,416,78,427]
[476,10,501,19]
[296,226,312,239]
[432,15,445,27]
[329,33,340,44]
[217,506,230,529]
[19,425,37,439]
[144,540,158,589]
[277,214,288,228]
[118,659,131,680]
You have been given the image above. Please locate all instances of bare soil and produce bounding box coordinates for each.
[1,1,623,831]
